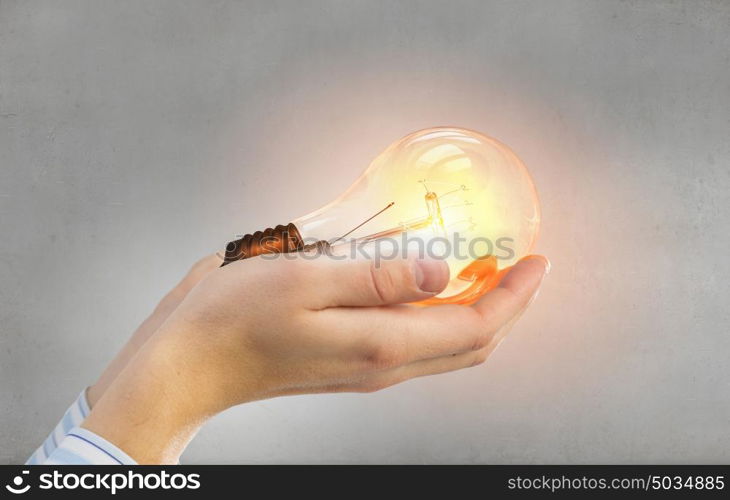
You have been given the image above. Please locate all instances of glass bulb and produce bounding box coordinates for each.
[224,127,540,305]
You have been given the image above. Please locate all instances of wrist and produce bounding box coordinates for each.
[82,330,215,464]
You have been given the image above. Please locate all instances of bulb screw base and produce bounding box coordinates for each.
[222,223,304,266]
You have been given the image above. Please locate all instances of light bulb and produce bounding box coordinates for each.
[223,127,540,305]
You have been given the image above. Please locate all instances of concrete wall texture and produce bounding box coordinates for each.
[1,0,729,463]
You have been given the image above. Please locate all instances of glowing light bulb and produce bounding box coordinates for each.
[223,127,540,305]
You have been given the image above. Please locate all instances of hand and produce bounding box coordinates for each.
[83,252,550,463]
[86,253,222,406]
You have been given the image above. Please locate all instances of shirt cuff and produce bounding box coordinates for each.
[25,388,91,465]
[44,427,137,465]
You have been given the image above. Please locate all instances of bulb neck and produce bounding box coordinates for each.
[222,223,305,266]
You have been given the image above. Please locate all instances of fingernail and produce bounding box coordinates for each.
[414,258,449,293]
[526,255,551,275]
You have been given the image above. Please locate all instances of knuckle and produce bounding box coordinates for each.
[470,350,489,367]
[367,261,397,303]
[357,379,392,393]
[363,341,403,370]
[471,330,492,351]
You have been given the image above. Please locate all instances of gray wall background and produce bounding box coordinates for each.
[1,0,729,464]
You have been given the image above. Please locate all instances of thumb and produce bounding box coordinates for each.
[304,254,450,308]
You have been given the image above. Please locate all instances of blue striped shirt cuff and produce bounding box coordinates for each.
[25,388,137,465]
[26,388,90,465]
[45,427,137,465]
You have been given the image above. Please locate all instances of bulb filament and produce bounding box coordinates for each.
[329,201,396,245]
[355,189,447,243]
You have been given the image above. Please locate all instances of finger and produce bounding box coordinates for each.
[352,344,492,393]
[298,254,450,308]
[471,255,549,326]
[319,255,549,368]
[318,303,487,368]
[178,253,224,290]
[481,289,534,357]
[351,278,546,392]
[155,253,223,314]
[475,264,545,358]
